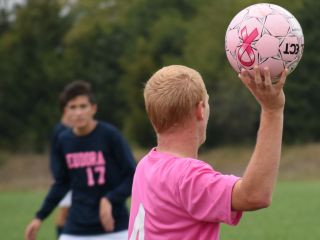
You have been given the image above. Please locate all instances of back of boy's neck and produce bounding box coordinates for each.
[156,145,198,159]
[157,133,199,159]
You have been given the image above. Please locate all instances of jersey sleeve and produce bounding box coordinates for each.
[36,137,70,220]
[105,127,136,204]
[178,160,242,225]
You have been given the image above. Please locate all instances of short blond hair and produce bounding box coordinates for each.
[144,65,207,133]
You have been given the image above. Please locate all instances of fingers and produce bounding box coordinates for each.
[239,66,263,91]
[100,209,115,231]
[30,229,36,240]
[254,66,262,86]
[274,68,288,90]
[239,66,285,90]
[99,197,115,232]
[263,67,272,88]
[101,214,115,231]
[25,225,35,240]
[238,66,263,87]
[238,68,253,87]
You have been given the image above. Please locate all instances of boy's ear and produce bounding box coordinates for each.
[195,101,205,120]
[92,104,98,115]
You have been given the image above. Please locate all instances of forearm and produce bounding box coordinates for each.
[105,174,134,204]
[241,109,284,204]
[36,182,69,220]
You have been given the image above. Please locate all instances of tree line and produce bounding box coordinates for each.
[0,0,319,151]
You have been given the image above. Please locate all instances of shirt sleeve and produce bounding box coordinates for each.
[105,127,136,204]
[178,160,242,226]
[36,137,70,220]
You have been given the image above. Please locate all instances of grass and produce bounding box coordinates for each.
[0,190,57,240]
[222,181,320,240]
[0,181,319,240]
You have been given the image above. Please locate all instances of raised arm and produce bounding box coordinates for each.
[232,66,287,211]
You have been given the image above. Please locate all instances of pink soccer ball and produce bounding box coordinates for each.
[225,3,304,80]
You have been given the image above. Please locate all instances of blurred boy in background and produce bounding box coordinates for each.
[25,80,136,240]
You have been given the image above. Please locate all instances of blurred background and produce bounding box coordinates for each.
[0,0,319,239]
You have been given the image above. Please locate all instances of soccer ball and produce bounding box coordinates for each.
[225,3,304,80]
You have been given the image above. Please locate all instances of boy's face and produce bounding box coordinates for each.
[64,95,97,129]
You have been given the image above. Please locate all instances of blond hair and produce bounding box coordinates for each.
[144,65,207,133]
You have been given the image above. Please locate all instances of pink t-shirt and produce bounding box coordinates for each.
[128,148,242,240]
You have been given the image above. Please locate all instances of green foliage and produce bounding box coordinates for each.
[0,0,72,150]
[284,0,320,142]
[118,0,194,146]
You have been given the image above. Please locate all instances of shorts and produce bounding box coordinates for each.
[58,191,72,207]
[59,230,128,240]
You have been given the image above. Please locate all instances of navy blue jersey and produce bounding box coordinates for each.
[36,121,136,235]
[52,122,69,144]
[50,122,69,170]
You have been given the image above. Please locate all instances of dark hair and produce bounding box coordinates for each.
[59,80,96,111]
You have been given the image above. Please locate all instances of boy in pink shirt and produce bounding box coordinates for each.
[129,65,287,240]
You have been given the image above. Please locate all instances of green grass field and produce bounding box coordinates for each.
[0,144,319,239]
[0,181,319,240]
[222,181,320,240]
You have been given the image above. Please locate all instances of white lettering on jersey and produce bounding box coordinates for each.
[129,204,145,240]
